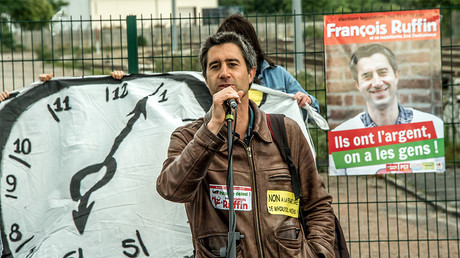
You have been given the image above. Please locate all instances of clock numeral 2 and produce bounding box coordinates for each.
[106,83,128,102]
[122,230,150,257]
[63,248,83,258]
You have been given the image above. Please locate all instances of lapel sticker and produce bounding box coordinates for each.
[267,190,299,218]
[210,184,252,211]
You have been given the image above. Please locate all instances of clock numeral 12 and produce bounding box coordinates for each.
[122,230,150,257]
[106,83,128,102]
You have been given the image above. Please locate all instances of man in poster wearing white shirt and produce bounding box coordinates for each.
[334,43,442,131]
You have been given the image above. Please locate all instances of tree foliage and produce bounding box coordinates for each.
[0,0,67,29]
[219,0,460,14]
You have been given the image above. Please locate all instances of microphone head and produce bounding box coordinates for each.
[226,99,238,109]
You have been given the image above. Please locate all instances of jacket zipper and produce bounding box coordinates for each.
[246,144,264,258]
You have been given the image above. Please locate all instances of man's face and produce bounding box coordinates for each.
[204,43,255,96]
[355,53,399,111]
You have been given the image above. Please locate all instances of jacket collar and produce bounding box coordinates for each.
[257,60,270,79]
[203,99,273,144]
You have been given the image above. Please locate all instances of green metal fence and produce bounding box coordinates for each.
[1,5,460,257]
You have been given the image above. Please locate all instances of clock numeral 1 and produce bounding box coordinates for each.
[14,138,32,155]
[122,230,150,257]
[158,89,168,102]
[106,83,129,102]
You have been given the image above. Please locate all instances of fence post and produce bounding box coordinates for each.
[126,15,139,74]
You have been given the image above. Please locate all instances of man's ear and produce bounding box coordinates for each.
[203,72,207,84]
[354,80,359,90]
[395,69,400,79]
[248,66,256,83]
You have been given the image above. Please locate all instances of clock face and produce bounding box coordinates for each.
[0,73,211,257]
[0,73,307,257]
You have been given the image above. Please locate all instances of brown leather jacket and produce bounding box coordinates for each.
[157,101,335,257]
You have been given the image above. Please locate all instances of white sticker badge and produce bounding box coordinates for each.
[210,184,252,211]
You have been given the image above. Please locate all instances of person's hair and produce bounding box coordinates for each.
[217,13,275,75]
[199,31,257,78]
[349,44,398,82]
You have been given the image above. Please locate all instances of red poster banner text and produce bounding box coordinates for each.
[328,121,437,154]
[323,9,440,45]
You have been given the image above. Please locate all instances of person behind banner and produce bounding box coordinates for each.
[216,14,319,121]
[156,31,335,257]
[333,43,443,131]
[0,90,9,102]
[38,71,125,82]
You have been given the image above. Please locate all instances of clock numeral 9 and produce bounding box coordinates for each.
[122,230,150,257]
[4,175,17,199]
[106,83,129,102]
[6,175,17,192]
[14,138,31,155]
[53,96,72,112]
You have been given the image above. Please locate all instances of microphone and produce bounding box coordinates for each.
[226,99,238,109]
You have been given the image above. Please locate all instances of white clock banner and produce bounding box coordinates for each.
[0,72,313,257]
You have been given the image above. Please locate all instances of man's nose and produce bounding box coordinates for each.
[371,73,383,86]
[219,65,230,78]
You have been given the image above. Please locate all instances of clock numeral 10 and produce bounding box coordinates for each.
[14,138,31,155]
[122,230,150,257]
[106,83,129,102]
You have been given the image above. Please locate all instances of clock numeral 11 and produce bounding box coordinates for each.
[122,230,150,257]
[54,96,72,112]
[48,96,72,122]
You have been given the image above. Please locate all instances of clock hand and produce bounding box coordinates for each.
[70,93,150,235]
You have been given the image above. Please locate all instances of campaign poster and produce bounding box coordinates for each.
[324,9,445,175]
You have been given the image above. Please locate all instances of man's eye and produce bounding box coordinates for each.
[362,74,371,80]
[210,65,219,70]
